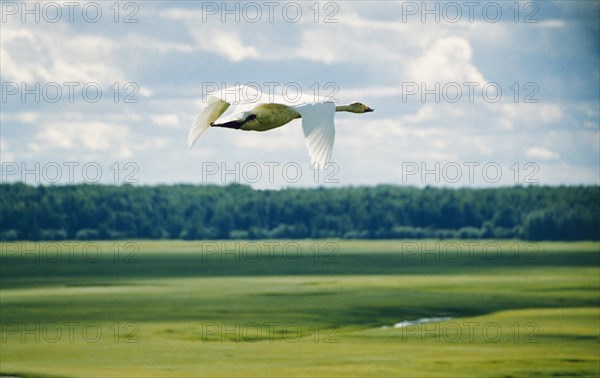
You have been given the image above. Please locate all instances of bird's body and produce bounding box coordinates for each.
[235,103,301,132]
[188,86,373,165]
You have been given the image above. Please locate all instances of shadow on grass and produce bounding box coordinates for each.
[2,249,598,289]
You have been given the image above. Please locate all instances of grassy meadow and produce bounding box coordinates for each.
[1,240,598,377]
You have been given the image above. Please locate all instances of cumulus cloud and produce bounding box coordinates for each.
[162,8,262,62]
[162,8,430,65]
[120,34,194,55]
[32,122,134,159]
[0,112,40,124]
[495,103,563,130]
[196,31,260,62]
[151,114,181,128]
[526,146,560,160]
[405,36,486,84]
[1,22,122,84]
[399,105,439,124]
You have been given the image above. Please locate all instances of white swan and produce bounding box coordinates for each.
[188,85,373,166]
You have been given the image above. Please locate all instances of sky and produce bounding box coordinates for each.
[1,0,599,189]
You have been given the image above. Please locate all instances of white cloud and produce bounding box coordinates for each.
[406,36,486,84]
[537,20,565,28]
[151,114,180,128]
[292,13,429,65]
[539,104,564,124]
[120,34,194,55]
[163,8,261,62]
[0,112,40,124]
[293,29,339,64]
[198,31,260,62]
[162,8,437,65]
[495,103,563,130]
[399,105,439,124]
[338,86,403,99]
[0,139,15,163]
[138,137,169,150]
[526,146,560,160]
[139,88,154,98]
[33,122,133,159]
[1,22,122,84]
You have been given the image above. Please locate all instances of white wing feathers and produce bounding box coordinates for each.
[187,96,230,147]
[293,102,336,167]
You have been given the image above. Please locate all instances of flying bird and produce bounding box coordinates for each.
[188,85,373,166]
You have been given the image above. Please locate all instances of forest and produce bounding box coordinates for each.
[0,183,598,241]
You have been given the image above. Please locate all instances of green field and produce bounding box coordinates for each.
[1,240,599,377]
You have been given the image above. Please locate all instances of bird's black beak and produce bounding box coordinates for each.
[365,107,374,112]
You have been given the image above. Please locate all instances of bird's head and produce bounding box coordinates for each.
[349,102,374,113]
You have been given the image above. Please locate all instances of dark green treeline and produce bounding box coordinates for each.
[1,183,598,241]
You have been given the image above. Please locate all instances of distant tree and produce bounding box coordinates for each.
[1,183,598,241]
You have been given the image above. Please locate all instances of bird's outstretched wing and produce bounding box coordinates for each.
[293,102,336,167]
[188,96,230,147]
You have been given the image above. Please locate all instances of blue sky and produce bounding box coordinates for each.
[1,0,598,188]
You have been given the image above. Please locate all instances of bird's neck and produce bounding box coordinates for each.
[335,105,353,112]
